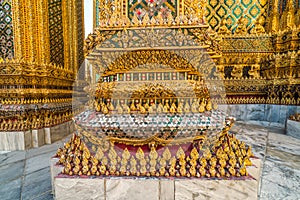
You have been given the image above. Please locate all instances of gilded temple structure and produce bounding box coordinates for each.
[0,0,300,199]
[0,0,299,180]
[53,0,299,181]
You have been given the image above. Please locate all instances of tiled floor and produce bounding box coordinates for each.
[0,122,299,200]
[0,138,68,200]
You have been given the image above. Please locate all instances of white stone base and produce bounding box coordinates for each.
[0,121,75,151]
[51,158,261,200]
[0,131,28,151]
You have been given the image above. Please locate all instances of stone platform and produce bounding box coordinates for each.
[51,158,261,200]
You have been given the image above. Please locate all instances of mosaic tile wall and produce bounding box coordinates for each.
[48,0,64,67]
[0,0,14,58]
[127,0,177,20]
[206,0,269,32]
[95,0,177,25]
[95,0,100,27]
[94,0,269,32]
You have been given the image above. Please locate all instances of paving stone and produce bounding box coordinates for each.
[0,160,24,184]
[25,151,55,175]
[260,159,300,200]
[22,167,52,200]
[0,178,22,200]
[55,177,105,200]
[0,151,26,167]
[26,141,63,159]
[32,191,53,200]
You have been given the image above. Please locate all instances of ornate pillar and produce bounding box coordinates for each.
[0,0,85,150]
[11,0,50,62]
[269,0,280,32]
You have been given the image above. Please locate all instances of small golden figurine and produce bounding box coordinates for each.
[199,166,206,177]
[218,19,231,35]
[251,17,266,34]
[170,103,177,114]
[218,166,226,177]
[209,166,216,177]
[191,99,199,113]
[235,17,248,35]
[116,102,123,114]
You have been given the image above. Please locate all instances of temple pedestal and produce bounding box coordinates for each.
[51,158,261,200]
[0,121,74,151]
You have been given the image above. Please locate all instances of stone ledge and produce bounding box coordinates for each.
[51,158,261,200]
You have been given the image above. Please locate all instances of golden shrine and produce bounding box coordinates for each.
[55,0,256,179]
[0,0,299,179]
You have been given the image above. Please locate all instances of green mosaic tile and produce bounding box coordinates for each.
[0,0,14,58]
